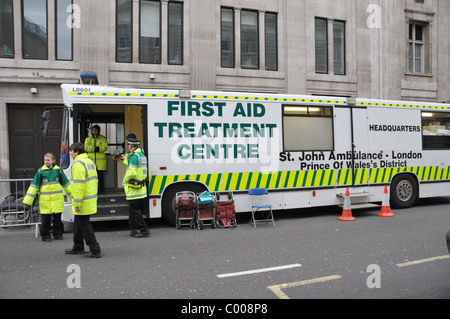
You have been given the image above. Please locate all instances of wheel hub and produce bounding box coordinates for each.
[396,180,413,202]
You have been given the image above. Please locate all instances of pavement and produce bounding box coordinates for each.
[1,200,449,302]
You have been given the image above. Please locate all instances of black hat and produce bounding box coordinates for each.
[127,136,140,145]
[126,133,136,140]
[92,125,101,132]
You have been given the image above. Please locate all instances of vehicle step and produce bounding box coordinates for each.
[98,194,127,205]
[337,203,380,210]
[97,203,129,216]
[336,192,373,198]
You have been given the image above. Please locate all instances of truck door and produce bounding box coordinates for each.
[334,106,371,188]
[333,106,354,187]
[352,107,370,187]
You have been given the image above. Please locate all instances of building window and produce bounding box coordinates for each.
[315,17,346,75]
[409,23,425,73]
[265,12,277,71]
[116,0,133,63]
[422,112,450,149]
[283,106,334,151]
[221,7,278,71]
[221,7,234,68]
[241,10,258,69]
[333,20,345,75]
[140,0,161,64]
[0,0,14,58]
[315,17,328,74]
[22,0,48,60]
[56,0,73,61]
[168,1,183,65]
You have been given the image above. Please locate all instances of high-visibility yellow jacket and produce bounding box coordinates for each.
[122,147,148,200]
[71,153,98,215]
[23,165,72,215]
[84,134,108,171]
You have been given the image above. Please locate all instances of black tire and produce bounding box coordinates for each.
[390,174,418,209]
[162,183,205,226]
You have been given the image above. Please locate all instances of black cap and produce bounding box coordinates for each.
[127,137,140,145]
[126,133,136,140]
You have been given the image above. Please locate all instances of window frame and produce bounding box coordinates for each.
[333,20,346,75]
[265,11,278,71]
[220,6,235,68]
[240,9,259,70]
[167,1,183,65]
[116,0,133,63]
[315,17,328,74]
[422,111,450,150]
[0,0,15,59]
[409,22,425,73]
[55,0,73,61]
[139,0,161,64]
[282,105,335,152]
[22,0,48,60]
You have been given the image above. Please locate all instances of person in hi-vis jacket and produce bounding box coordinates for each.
[120,134,150,238]
[84,125,108,192]
[65,142,102,258]
[23,153,72,242]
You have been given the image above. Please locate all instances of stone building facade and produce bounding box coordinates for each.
[0,0,449,178]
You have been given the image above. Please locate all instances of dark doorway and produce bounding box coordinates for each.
[8,104,63,180]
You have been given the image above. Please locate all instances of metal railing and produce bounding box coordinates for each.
[0,179,41,235]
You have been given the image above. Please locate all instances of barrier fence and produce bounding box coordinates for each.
[0,179,41,236]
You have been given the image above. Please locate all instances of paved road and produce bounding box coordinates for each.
[1,197,449,302]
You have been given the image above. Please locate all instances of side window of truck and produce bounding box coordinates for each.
[422,111,450,149]
[282,105,334,151]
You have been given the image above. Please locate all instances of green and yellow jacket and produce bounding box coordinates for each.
[71,153,98,215]
[23,164,72,215]
[84,134,108,171]
[122,147,148,200]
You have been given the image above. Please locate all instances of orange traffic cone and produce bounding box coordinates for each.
[338,188,356,221]
[378,186,394,217]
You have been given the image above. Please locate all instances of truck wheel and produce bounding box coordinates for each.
[162,183,205,226]
[390,174,418,209]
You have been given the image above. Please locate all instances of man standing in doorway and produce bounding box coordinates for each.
[65,142,102,258]
[120,134,150,238]
[85,125,108,192]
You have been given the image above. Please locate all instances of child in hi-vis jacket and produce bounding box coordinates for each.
[23,153,72,241]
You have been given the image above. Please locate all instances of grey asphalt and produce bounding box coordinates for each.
[1,197,449,300]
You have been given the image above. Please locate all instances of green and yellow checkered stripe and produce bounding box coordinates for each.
[192,94,346,104]
[69,92,178,98]
[339,166,450,185]
[356,101,450,110]
[148,166,450,195]
[149,170,336,195]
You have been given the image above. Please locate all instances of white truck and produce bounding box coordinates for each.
[50,84,450,225]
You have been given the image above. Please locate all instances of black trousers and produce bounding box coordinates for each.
[128,198,148,232]
[97,170,104,192]
[40,213,62,240]
[73,215,101,253]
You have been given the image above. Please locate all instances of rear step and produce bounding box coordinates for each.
[336,191,380,210]
[337,202,380,210]
[97,192,129,217]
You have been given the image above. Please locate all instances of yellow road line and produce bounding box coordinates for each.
[396,255,450,268]
[267,275,342,299]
